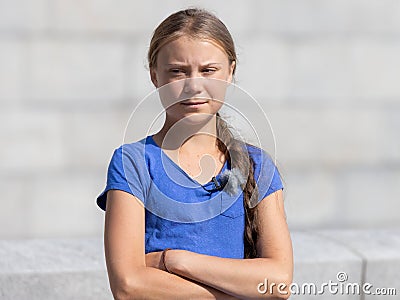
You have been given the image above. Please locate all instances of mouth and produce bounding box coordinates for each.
[180,100,208,107]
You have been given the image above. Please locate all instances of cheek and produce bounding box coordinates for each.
[158,79,185,108]
[204,78,229,103]
[210,100,223,114]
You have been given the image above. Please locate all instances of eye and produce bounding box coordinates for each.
[202,68,217,74]
[169,69,185,75]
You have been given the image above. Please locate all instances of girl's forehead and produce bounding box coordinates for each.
[157,37,228,63]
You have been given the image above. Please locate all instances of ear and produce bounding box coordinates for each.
[227,60,236,83]
[150,68,158,88]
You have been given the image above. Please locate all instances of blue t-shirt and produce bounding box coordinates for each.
[97,136,283,258]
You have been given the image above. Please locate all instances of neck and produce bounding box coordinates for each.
[153,114,218,152]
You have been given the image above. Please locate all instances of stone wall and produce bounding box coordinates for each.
[0,1,399,238]
[1,230,399,299]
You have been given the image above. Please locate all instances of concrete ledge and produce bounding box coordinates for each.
[0,230,399,299]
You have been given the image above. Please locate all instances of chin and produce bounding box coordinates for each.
[180,113,215,125]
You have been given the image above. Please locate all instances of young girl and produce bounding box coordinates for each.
[97,8,293,300]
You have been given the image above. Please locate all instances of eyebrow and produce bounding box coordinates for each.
[165,62,223,67]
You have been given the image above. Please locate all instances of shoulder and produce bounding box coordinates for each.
[245,143,274,166]
[110,137,149,163]
[96,137,152,211]
[106,137,150,178]
[244,143,283,197]
[118,137,148,155]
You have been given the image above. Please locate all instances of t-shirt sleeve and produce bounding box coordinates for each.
[251,146,284,202]
[96,146,145,211]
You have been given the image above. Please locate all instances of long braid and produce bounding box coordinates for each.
[216,113,259,258]
[147,8,259,257]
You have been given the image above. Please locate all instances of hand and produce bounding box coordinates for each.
[163,249,189,274]
[145,249,186,273]
[145,251,163,269]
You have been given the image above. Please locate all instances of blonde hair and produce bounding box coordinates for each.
[148,8,259,258]
[148,8,236,74]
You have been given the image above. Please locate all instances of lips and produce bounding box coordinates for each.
[180,100,208,106]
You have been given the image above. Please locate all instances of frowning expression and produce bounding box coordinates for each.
[150,36,235,123]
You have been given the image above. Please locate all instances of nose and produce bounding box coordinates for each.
[183,76,202,95]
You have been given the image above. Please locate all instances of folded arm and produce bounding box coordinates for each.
[104,190,239,300]
[104,189,292,299]
[150,189,293,299]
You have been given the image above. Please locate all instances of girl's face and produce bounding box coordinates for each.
[150,36,235,124]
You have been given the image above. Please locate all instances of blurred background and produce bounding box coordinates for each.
[1,0,399,239]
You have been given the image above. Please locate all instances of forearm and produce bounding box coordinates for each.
[165,251,292,300]
[116,266,239,300]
